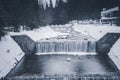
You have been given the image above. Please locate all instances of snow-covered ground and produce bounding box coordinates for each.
[0,36,25,78]
[10,23,120,41]
[10,26,69,41]
[72,24,120,40]
[108,37,120,70]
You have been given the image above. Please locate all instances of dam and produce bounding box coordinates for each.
[1,0,120,79]
[2,26,120,80]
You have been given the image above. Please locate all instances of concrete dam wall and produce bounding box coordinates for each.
[4,33,120,79]
[96,33,120,71]
[12,35,96,54]
[11,34,120,71]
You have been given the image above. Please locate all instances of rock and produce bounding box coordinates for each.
[67,58,71,61]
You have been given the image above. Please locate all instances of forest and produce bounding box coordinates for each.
[0,0,120,39]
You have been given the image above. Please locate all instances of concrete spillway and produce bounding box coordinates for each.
[36,40,96,53]
[7,33,120,80]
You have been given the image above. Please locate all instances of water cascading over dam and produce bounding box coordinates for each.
[36,40,96,53]
[35,26,96,54]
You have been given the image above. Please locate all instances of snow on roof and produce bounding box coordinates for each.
[101,7,119,14]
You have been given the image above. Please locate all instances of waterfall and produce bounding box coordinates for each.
[38,0,68,9]
[36,40,96,53]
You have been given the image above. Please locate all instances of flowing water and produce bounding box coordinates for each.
[36,40,96,53]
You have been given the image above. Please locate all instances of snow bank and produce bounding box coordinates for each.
[0,36,25,78]
[108,37,120,70]
[10,26,68,41]
[72,24,120,40]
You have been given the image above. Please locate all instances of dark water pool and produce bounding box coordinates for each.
[7,54,118,77]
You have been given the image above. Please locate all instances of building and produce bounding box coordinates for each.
[100,7,120,26]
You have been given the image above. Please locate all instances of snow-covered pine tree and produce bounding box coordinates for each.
[38,0,68,9]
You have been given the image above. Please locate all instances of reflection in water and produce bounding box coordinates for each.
[7,54,118,77]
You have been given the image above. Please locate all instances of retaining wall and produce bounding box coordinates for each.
[96,33,120,55]
[11,35,36,55]
[96,33,120,71]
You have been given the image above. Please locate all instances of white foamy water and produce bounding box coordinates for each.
[36,52,97,56]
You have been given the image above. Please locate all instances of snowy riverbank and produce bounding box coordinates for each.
[72,24,120,40]
[10,26,69,41]
[9,23,120,41]
[108,37,120,70]
[0,36,25,78]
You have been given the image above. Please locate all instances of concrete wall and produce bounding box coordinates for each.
[108,37,120,70]
[96,33,120,70]
[96,33,120,55]
[0,36,25,78]
[11,35,36,55]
